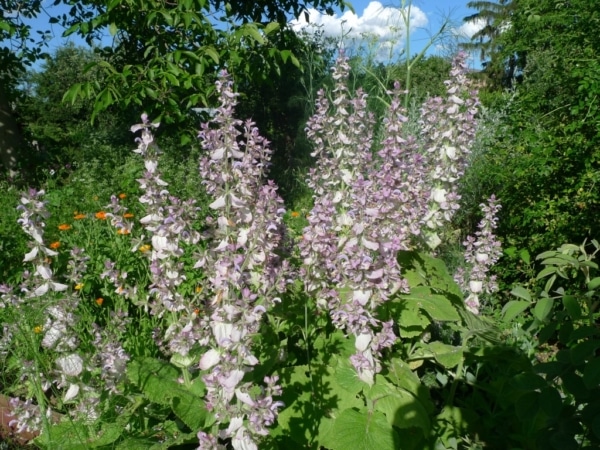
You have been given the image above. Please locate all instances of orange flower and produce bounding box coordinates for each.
[290,211,300,218]
[58,224,71,231]
[95,211,107,220]
[117,228,130,235]
[74,213,86,220]
[118,193,127,199]
[95,298,104,306]
[123,212,134,218]
[49,241,60,250]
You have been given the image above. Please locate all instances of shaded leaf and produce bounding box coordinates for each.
[330,409,398,450]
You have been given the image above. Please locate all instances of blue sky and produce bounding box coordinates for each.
[20,0,483,69]
[291,0,484,67]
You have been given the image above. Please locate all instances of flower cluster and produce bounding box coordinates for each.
[300,52,481,384]
[8,397,53,435]
[6,188,139,430]
[7,190,92,428]
[104,194,135,235]
[454,195,502,314]
[130,114,203,357]
[419,52,480,248]
[17,189,67,298]
[90,311,131,395]
[301,56,419,385]
[194,71,288,449]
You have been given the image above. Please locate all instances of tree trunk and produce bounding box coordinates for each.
[0,83,23,176]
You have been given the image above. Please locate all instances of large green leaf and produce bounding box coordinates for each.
[533,297,554,322]
[398,302,430,338]
[426,342,463,369]
[171,393,212,430]
[387,359,431,406]
[368,375,431,435]
[335,359,367,395]
[398,251,463,299]
[276,362,364,447]
[502,300,531,323]
[399,286,460,322]
[510,285,532,301]
[562,295,582,320]
[329,409,399,450]
[433,406,480,448]
[127,357,186,405]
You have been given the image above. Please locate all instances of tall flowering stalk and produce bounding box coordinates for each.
[301,52,482,384]
[130,114,203,358]
[419,52,480,249]
[454,195,502,314]
[2,182,146,437]
[194,71,288,449]
[301,56,419,385]
[5,190,117,432]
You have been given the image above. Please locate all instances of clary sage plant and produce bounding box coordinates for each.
[1,52,501,449]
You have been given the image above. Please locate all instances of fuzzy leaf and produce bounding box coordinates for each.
[588,277,600,290]
[536,266,557,279]
[563,295,582,320]
[126,357,182,405]
[502,300,531,323]
[330,408,398,450]
[426,342,463,368]
[398,304,430,338]
[400,286,460,322]
[276,363,364,447]
[172,393,212,430]
[368,375,431,434]
[398,251,463,298]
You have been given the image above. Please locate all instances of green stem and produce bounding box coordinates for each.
[446,334,470,407]
[403,0,412,109]
[181,366,192,388]
[24,326,52,442]
[303,299,315,395]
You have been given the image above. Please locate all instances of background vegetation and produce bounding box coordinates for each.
[2,0,600,448]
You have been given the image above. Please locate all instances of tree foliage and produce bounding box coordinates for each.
[460,0,600,285]
[55,0,349,142]
[0,0,349,175]
[0,0,50,85]
[18,44,134,168]
[461,0,515,88]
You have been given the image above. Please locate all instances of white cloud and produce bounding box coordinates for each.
[290,1,428,51]
[455,18,487,39]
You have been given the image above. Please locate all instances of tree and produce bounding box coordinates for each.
[0,0,50,174]
[58,0,350,142]
[461,0,515,87]
[18,44,134,168]
[460,0,600,284]
[0,0,350,175]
